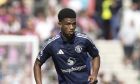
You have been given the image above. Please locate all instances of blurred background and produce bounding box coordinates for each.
[0,0,140,84]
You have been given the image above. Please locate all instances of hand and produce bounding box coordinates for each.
[88,75,98,84]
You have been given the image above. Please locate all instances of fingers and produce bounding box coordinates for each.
[93,80,98,84]
[88,76,98,84]
[89,80,98,84]
[88,76,94,83]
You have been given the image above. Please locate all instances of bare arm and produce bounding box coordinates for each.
[88,56,100,83]
[33,59,43,84]
[91,56,100,77]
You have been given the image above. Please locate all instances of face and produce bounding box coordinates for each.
[59,18,76,37]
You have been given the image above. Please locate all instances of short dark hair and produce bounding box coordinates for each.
[58,8,76,22]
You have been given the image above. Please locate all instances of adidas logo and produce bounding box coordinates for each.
[57,49,64,54]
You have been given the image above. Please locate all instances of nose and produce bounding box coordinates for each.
[69,24,74,30]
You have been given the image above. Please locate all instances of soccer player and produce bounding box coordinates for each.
[33,8,100,84]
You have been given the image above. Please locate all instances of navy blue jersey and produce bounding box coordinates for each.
[37,32,99,84]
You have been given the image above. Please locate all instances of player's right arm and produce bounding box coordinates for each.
[33,59,43,84]
[33,41,52,84]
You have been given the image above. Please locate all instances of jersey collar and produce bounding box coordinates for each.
[60,32,75,43]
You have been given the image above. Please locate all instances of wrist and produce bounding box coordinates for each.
[91,72,98,77]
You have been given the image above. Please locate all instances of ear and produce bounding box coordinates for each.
[58,22,62,28]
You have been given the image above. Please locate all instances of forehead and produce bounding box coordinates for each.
[62,18,76,23]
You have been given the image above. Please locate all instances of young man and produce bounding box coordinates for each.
[33,8,100,84]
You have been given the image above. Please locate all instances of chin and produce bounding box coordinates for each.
[66,34,72,37]
[69,33,74,36]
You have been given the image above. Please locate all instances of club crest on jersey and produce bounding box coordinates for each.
[75,45,82,53]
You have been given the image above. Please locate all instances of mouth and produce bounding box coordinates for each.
[69,31,74,34]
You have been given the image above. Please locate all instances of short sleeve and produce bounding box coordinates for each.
[86,39,99,58]
[37,42,51,64]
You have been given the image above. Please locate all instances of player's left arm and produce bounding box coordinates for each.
[88,55,100,83]
[85,37,100,83]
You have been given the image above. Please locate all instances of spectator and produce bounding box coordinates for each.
[110,0,122,39]
[0,5,7,22]
[19,18,39,36]
[119,20,138,66]
[35,9,55,41]
[78,10,100,39]
[5,13,21,34]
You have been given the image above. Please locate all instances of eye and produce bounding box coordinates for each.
[66,23,71,25]
[72,22,76,25]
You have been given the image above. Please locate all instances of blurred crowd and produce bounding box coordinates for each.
[0,0,140,84]
[0,44,32,84]
[0,0,122,40]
